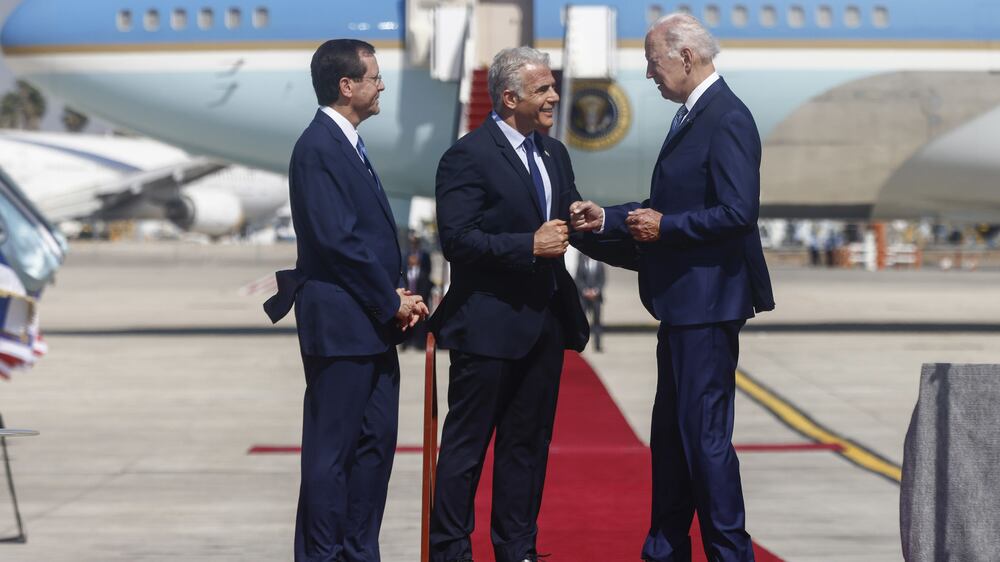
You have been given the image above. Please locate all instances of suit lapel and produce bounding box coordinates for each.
[484,118,545,222]
[316,110,398,235]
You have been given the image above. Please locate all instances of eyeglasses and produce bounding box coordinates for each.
[354,74,383,86]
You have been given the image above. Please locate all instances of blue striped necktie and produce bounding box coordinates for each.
[355,135,384,194]
[668,104,689,138]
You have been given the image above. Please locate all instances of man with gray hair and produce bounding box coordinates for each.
[426,46,593,562]
[572,13,774,562]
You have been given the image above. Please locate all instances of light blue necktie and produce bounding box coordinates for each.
[355,135,384,194]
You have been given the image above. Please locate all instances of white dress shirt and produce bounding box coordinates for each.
[491,112,553,220]
[320,106,368,166]
[684,71,720,114]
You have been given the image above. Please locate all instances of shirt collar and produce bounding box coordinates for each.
[320,106,360,148]
[685,72,720,112]
[491,111,536,151]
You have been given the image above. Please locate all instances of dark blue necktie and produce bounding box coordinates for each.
[355,135,384,194]
[522,136,548,220]
[667,104,689,140]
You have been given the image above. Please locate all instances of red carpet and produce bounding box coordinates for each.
[470,351,783,561]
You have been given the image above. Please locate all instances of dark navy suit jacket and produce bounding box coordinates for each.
[603,78,775,325]
[428,118,591,360]
[265,109,405,356]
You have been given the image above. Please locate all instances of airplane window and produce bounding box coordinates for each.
[873,6,889,28]
[732,5,748,27]
[788,6,805,28]
[845,6,862,28]
[760,5,777,27]
[816,5,833,28]
[646,4,663,26]
[704,5,721,27]
[199,8,214,29]
[226,7,242,29]
[253,7,270,28]
[117,10,132,32]
[144,9,160,31]
[172,9,188,30]
[677,4,691,15]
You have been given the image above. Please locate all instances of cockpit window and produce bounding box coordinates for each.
[253,7,270,28]
[760,5,777,27]
[226,7,242,29]
[199,8,214,30]
[816,5,833,28]
[788,5,805,28]
[873,6,890,28]
[172,9,188,30]
[704,5,720,27]
[646,4,663,26]
[845,6,862,28]
[732,5,748,28]
[117,10,132,32]
[144,9,160,32]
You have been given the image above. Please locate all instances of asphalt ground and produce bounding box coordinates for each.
[1,241,998,561]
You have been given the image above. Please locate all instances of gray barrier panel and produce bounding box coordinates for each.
[901,363,1000,561]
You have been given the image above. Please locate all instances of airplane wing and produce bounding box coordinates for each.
[92,157,228,218]
[0,131,228,224]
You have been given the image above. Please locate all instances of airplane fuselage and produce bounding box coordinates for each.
[5,1,1000,220]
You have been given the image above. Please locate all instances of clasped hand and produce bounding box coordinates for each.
[534,219,569,258]
[571,200,662,242]
[395,288,429,331]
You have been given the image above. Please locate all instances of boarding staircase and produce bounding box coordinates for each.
[464,68,492,133]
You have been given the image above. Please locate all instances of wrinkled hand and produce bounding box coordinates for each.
[626,208,663,242]
[569,200,605,232]
[534,219,569,257]
[395,289,429,331]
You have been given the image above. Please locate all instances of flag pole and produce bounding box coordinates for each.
[420,333,439,562]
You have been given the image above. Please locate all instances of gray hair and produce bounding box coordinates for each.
[651,13,720,61]
[488,46,551,111]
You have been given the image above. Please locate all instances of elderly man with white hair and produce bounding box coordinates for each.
[573,14,775,562]
[426,46,595,562]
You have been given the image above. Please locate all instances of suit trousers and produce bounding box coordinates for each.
[429,310,565,562]
[641,320,754,562]
[295,350,400,562]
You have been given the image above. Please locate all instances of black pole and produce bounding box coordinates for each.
[0,414,26,543]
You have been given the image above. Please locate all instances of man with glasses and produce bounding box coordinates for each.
[265,39,427,562]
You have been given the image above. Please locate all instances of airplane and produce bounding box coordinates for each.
[2,0,1000,222]
[0,130,289,237]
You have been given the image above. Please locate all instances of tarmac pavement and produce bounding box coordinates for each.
[0,241,998,561]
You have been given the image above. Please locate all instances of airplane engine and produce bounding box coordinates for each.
[165,188,244,237]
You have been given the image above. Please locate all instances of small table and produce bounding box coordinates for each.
[0,430,38,438]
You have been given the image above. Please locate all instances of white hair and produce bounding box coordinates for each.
[651,13,720,61]
[487,46,551,111]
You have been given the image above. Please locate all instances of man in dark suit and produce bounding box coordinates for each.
[575,254,606,352]
[427,47,593,562]
[572,14,775,562]
[263,39,428,562]
[402,231,435,350]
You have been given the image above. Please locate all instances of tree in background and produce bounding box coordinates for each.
[61,106,89,132]
[0,80,46,129]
